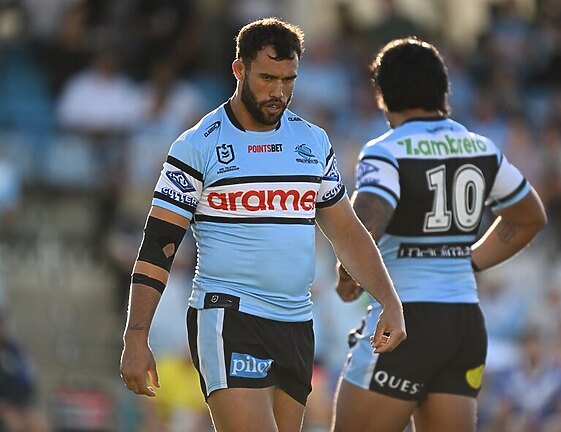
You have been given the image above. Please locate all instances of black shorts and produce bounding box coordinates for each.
[344,302,487,400]
[186,298,314,406]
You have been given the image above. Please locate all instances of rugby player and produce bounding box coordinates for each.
[119,18,406,432]
[332,37,547,432]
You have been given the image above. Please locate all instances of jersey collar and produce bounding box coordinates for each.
[401,116,447,125]
[225,99,282,132]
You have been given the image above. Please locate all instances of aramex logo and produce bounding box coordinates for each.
[207,189,317,211]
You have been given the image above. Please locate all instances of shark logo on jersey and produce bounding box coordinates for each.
[295,144,318,164]
[357,161,380,187]
[165,170,196,193]
[204,121,221,137]
[216,143,235,164]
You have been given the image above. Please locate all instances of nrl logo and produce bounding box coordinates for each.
[216,143,235,164]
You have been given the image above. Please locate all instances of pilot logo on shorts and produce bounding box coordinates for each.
[217,143,235,164]
[230,353,273,378]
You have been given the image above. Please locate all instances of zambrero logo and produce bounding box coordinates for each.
[398,135,487,156]
[207,188,317,211]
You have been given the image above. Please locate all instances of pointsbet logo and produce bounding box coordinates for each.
[230,353,273,378]
[398,135,488,156]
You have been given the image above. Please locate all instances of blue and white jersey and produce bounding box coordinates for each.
[152,102,346,321]
[356,117,530,304]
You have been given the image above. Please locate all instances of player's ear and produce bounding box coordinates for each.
[232,59,244,81]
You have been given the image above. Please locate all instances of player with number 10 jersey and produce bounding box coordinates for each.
[356,117,528,303]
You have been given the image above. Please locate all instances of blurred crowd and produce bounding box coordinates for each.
[1,0,561,430]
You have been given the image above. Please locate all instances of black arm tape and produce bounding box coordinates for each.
[132,273,166,294]
[137,216,187,272]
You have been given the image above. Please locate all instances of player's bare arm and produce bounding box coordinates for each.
[336,192,395,302]
[120,206,190,397]
[471,188,547,271]
[351,191,395,241]
[316,197,406,352]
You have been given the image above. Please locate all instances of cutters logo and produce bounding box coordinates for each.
[295,144,318,164]
[230,353,273,378]
[165,170,196,193]
[216,144,235,164]
[373,371,423,396]
[207,189,317,211]
[161,188,198,207]
[204,121,220,137]
[322,182,343,201]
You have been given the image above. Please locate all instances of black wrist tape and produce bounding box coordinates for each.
[132,273,166,294]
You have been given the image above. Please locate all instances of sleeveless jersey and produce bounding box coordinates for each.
[356,117,530,304]
[152,102,346,321]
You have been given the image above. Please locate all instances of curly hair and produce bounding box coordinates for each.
[370,37,450,115]
[236,17,305,66]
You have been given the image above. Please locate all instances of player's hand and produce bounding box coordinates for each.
[120,340,160,397]
[336,278,363,302]
[370,305,406,354]
[336,264,363,302]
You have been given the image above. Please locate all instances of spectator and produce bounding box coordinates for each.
[0,311,48,432]
[484,328,561,431]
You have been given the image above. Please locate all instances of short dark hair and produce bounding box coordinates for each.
[370,37,450,115]
[236,17,304,66]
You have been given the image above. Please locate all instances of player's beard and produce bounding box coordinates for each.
[241,74,292,127]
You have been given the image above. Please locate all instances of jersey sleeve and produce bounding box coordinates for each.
[355,143,400,208]
[152,133,205,220]
[316,146,346,208]
[486,151,531,211]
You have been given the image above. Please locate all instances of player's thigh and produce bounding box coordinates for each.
[273,387,306,432]
[208,386,278,432]
[413,393,477,432]
[332,377,416,432]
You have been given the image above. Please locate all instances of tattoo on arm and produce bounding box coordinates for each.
[127,323,147,332]
[353,194,395,241]
[497,221,516,243]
